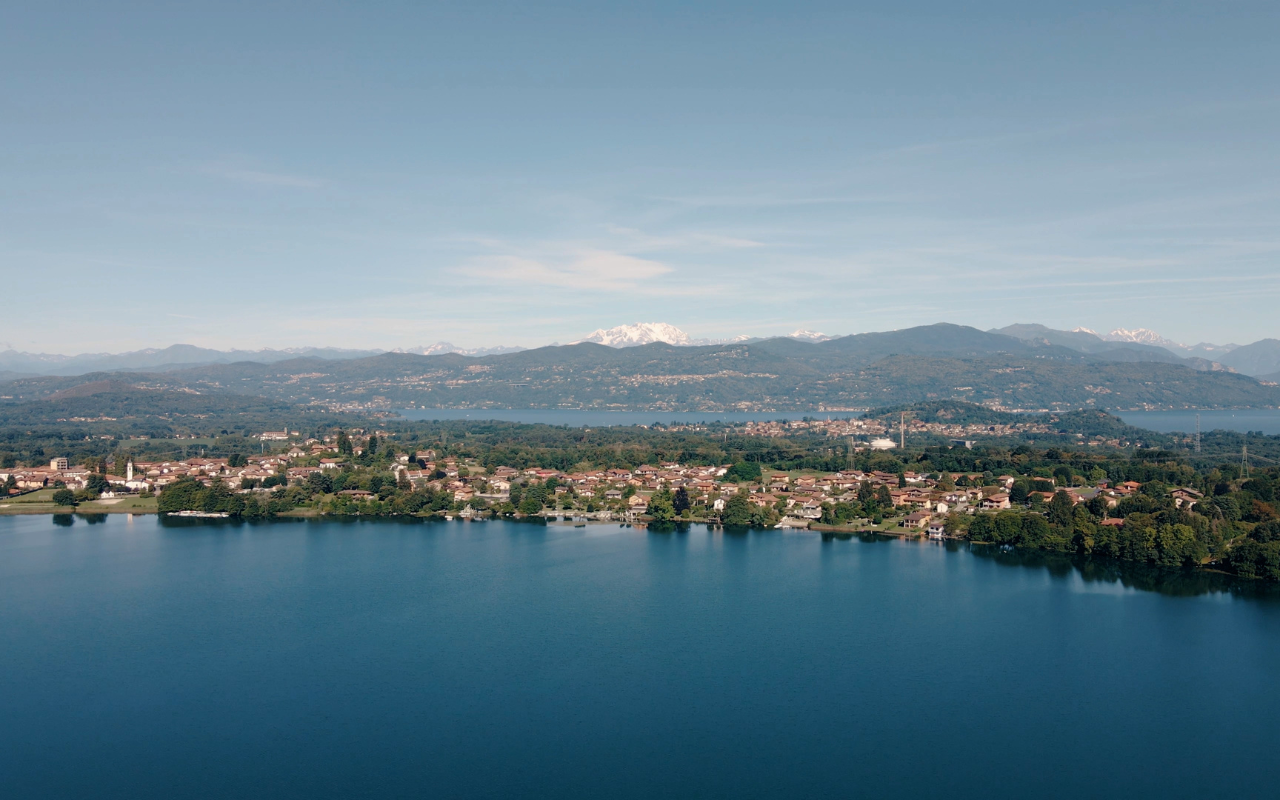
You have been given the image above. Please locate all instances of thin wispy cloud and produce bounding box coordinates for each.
[468,250,673,291]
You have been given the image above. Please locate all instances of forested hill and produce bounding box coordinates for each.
[867,401,1165,440]
[2,324,1278,412]
[0,379,353,436]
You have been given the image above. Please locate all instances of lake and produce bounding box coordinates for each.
[3,515,1279,799]
[1116,408,1280,436]
[398,407,1280,435]
[397,408,848,426]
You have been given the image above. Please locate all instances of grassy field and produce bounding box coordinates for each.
[78,495,158,513]
[0,489,157,515]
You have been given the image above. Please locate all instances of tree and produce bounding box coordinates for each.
[968,513,995,541]
[994,511,1023,544]
[673,487,690,514]
[307,472,334,494]
[722,461,762,483]
[1010,481,1030,504]
[1021,514,1051,546]
[1049,490,1075,528]
[228,453,247,468]
[1250,520,1280,544]
[722,492,752,526]
[367,434,378,456]
[336,431,353,455]
[158,478,204,513]
[518,495,542,516]
[1085,495,1111,519]
[875,485,893,508]
[85,474,111,494]
[648,490,675,523]
[820,503,837,525]
[52,489,76,506]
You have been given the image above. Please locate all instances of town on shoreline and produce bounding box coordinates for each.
[4,420,1278,582]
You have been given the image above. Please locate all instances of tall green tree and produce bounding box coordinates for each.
[1049,490,1075,528]
[648,490,675,523]
[722,492,751,526]
[673,487,690,514]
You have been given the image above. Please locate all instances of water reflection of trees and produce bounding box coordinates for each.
[969,543,1280,600]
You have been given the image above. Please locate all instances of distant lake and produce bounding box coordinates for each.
[1117,409,1280,435]
[399,407,1280,435]
[3,515,1280,798]
[397,408,855,426]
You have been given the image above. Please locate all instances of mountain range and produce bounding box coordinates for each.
[0,323,835,376]
[991,324,1280,377]
[395,342,528,357]
[0,344,380,378]
[3,323,1277,416]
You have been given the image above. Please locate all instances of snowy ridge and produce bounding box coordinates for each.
[572,323,833,348]
[1102,328,1238,357]
[397,342,526,357]
[574,323,693,347]
[1104,328,1185,349]
[788,329,834,342]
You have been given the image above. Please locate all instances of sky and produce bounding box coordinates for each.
[2,0,1278,354]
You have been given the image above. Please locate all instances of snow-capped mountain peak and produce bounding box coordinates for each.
[1104,328,1185,350]
[788,329,833,342]
[574,323,693,347]
[397,342,526,357]
[1070,326,1099,337]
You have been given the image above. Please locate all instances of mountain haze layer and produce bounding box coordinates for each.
[5,324,1276,415]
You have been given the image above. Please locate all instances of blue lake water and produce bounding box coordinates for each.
[1117,408,1280,436]
[397,408,848,426]
[3,515,1280,799]
[400,407,1280,435]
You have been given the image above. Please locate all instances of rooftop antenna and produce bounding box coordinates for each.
[1195,413,1201,454]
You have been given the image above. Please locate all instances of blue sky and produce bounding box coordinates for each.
[2,1,1278,353]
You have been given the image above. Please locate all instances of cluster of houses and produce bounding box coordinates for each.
[4,433,1202,533]
[667,415,1129,449]
[377,457,1196,532]
[0,455,283,495]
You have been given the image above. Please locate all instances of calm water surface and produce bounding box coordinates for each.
[397,408,849,426]
[1117,408,1280,435]
[398,407,1280,435]
[3,515,1279,799]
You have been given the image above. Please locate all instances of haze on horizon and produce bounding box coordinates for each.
[2,1,1278,353]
